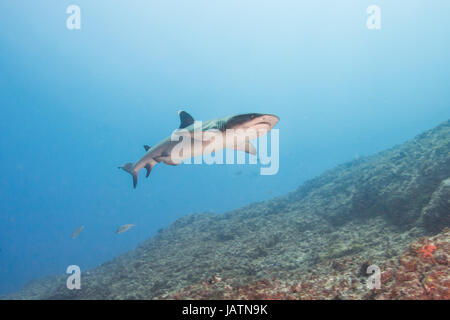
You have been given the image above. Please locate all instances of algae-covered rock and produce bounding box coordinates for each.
[420,177,450,232]
[287,120,450,227]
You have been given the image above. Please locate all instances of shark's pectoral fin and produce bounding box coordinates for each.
[143,145,151,152]
[178,110,195,129]
[234,141,257,155]
[143,159,158,178]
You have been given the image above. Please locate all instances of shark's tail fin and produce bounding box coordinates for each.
[118,162,138,189]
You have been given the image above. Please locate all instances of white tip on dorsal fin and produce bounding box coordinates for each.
[178,110,195,129]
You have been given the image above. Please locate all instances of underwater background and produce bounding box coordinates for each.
[0,1,449,295]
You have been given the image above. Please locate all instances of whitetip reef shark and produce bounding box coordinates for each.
[119,111,279,188]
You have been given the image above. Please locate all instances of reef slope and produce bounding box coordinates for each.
[4,120,449,300]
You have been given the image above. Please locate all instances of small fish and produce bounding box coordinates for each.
[116,224,136,234]
[71,225,84,239]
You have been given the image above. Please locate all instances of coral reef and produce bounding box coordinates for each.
[159,229,449,300]
[2,120,449,300]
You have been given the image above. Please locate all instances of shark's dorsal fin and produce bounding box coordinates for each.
[143,145,151,151]
[178,110,194,129]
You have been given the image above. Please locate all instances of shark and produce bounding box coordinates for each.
[119,111,279,188]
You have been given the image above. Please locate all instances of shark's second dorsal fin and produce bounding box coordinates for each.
[178,110,194,129]
[143,145,151,151]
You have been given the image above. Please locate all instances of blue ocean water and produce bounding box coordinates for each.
[0,1,449,295]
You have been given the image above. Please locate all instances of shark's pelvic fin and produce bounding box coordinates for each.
[143,145,151,152]
[144,163,153,177]
[178,110,195,129]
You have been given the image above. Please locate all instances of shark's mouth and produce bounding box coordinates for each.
[241,122,275,138]
[250,121,275,131]
[225,114,279,133]
[255,121,273,126]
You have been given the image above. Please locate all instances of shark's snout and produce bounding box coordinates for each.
[246,114,279,132]
[223,113,279,140]
[256,114,279,127]
[225,113,279,131]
